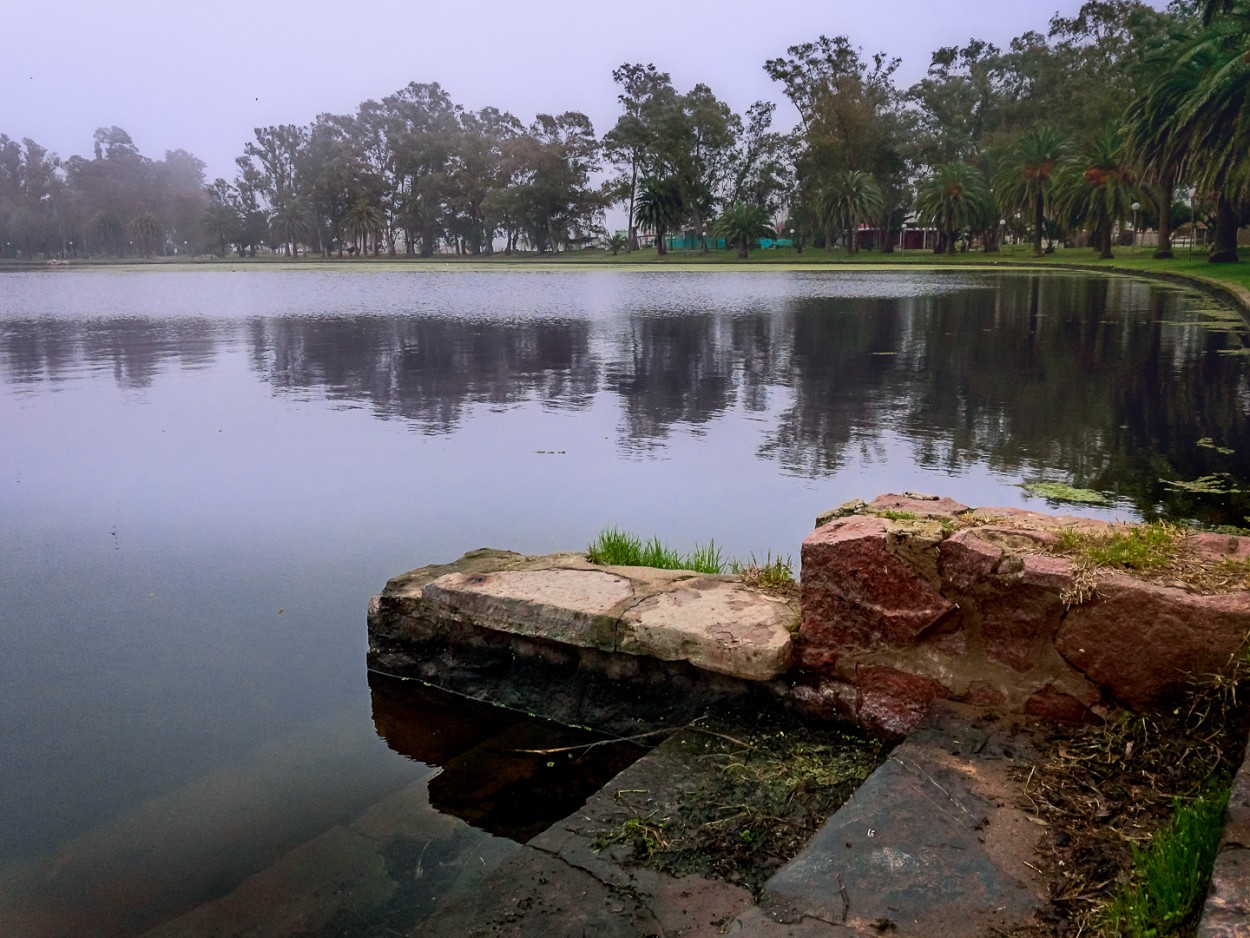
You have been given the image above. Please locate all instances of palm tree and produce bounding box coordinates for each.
[343,200,384,257]
[200,202,241,258]
[1149,7,1250,262]
[1123,39,1198,260]
[633,176,684,256]
[270,201,313,257]
[129,212,163,257]
[1057,128,1137,260]
[994,127,1073,257]
[712,202,776,259]
[915,163,994,255]
[817,171,883,254]
[90,210,124,256]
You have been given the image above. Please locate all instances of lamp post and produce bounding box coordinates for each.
[899,221,906,255]
[999,218,1006,253]
[1189,187,1196,259]
[1131,201,1141,252]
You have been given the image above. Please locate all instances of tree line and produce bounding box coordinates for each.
[2,0,1246,263]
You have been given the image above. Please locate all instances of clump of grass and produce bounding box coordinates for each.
[1020,481,1111,505]
[684,540,725,575]
[730,553,796,595]
[877,509,920,521]
[1101,789,1229,937]
[1056,522,1182,574]
[586,527,724,574]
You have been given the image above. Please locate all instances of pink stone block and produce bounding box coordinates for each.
[939,529,1003,589]
[856,665,950,737]
[1057,574,1250,709]
[800,516,955,669]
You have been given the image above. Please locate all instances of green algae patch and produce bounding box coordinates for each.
[1019,481,1111,506]
[593,719,886,895]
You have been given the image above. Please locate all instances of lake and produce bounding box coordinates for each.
[1,266,1247,934]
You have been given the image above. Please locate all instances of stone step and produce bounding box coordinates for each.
[372,549,797,682]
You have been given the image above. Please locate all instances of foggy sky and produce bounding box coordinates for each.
[4,0,1167,184]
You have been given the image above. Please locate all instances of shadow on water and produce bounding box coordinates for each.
[368,671,652,843]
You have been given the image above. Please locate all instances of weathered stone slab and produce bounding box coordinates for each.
[761,703,1046,936]
[1057,574,1250,709]
[623,578,795,680]
[802,495,1250,731]
[369,550,797,687]
[423,568,632,648]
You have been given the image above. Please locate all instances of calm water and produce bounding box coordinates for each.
[2,267,1248,934]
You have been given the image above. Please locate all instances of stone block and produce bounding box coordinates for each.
[622,579,795,680]
[980,586,1065,672]
[800,516,954,669]
[856,665,950,737]
[1023,685,1097,725]
[939,529,1004,590]
[1057,574,1250,709]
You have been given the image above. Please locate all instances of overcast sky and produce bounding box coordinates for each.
[4,0,1166,184]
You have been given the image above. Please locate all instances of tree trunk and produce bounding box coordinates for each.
[1153,178,1174,259]
[1032,190,1045,257]
[1099,219,1113,260]
[627,158,639,252]
[945,222,956,256]
[1210,193,1239,263]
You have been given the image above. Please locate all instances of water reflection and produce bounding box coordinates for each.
[369,673,646,843]
[1,269,1248,524]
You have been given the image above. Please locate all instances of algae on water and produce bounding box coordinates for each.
[1019,481,1111,506]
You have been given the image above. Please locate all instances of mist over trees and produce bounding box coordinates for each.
[3,1,1247,263]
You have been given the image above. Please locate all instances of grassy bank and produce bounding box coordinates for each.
[9,244,1250,320]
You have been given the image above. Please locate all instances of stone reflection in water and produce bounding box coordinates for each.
[368,672,647,843]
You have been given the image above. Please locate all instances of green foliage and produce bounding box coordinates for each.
[711,201,775,258]
[916,162,994,254]
[994,126,1074,257]
[816,170,883,254]
[586,527,724,574]
[1102,789,1229,937]
[877,509,920,520]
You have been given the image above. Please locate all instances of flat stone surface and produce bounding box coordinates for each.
[424,567,634,647]
[761,702,1047,936]
[623,579,795,680]
[372,551,797,683]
